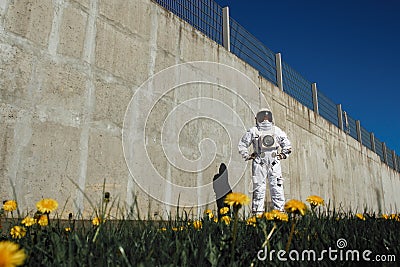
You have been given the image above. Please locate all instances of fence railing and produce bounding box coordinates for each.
[229,17,277,84]
[281,61,314,111]
[316,91,339,128]
[151,0,399,173]
[155,0,223,45]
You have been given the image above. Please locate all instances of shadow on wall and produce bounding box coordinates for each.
[212,163,232,218]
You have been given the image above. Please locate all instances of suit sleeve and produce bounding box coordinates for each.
[238,129,253,160]
[277,127,292,156]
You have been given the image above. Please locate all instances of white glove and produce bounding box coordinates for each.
[245,153,256,161]
[277,152,287,160]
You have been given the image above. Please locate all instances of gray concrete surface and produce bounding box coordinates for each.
[0,0,399,220]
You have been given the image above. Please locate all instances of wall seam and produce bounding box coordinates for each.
[75,0,98,215]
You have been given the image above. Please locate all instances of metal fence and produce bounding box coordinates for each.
[281,61,314,111]
[151,0,399,173]
[229,17,277,84]
[154,0,223,45]
[317,91,339,127]
[361,127,372,150]
[343,113,358,141]
[374,137,384,162]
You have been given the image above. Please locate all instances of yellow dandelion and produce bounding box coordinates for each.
[92,217,102,226]
[224,192,250,208]
[204,209,214,219]
[246,216,257,227]
[21,216,36,227]
[284,199,307,216]
[0,241,27,267]
[219,207,229,215]
[10,226,26,239]
[3,200,17,212]
[381,214,389,220]
[159,227,167,231]
[213,217,218,223]
[36,198,58,213]
[264,210,288,222]
[193,220,202,230]
[172,227,178,231]
[306,195,325,208]
[355,213,366,221]
[389,214,398,220]
[38,215,48,226]
[221,215,231,225]
[264,211,274,221]
[65,227,71,232]
[256,213,263,219]
[276,212,289,222]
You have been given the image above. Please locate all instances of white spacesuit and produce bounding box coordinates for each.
[238,109,292,214]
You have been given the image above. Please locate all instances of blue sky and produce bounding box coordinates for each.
[214,0,400,154]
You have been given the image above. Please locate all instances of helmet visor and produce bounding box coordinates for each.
[256,110,270,123]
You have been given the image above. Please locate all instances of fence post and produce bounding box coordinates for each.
[356,120,362,145]
[337,104,343,130]
[382,143,387,163]
[275,53,284,91]
[311,83,319,114]
[392,151,398,171]
[222,7,230,52]
[370,133,376,152]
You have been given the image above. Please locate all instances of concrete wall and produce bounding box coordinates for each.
[1,0,399,219]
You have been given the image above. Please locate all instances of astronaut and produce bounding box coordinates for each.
[238,109,292,214]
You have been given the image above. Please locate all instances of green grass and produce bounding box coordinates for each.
[1,199,399,266]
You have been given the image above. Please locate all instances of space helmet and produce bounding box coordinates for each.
[256,108,273,123]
